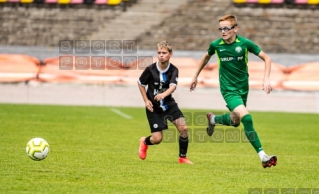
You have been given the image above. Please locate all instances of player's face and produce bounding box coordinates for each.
[219,21,237,41]
[157,48,172,63]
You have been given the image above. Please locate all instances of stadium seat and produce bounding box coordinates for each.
[83,0,94,3]
[233,0,246,3]
[70,0,83,4]
[271,0,284,3]
[246,0,258,2]
[7,0,20,2]
[33,0,45,3]
[258,0,271,3]
[308,0,319,4]
[0,0,7,2]
[95,0,107,4]
[21,0,33,3]
[284,0,294,3]
[45,0,57,3]
[295,0,308,3]
[107,0,121,5]
[58,0,71,4]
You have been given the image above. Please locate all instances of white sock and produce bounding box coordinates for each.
[210,115,215,125]
[258,150,266,161]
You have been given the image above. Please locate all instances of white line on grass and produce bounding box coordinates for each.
[111,108,132,119]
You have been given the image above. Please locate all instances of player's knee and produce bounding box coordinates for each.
[178,125,188,138]
[231,113,240,127]
[152,136,162,144]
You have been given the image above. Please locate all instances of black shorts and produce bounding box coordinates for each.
[146,104,184,133]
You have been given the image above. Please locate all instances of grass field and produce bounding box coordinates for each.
[0,103,318,194]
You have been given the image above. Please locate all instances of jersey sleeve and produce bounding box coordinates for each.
[246,38,262,56]
[169,68,178,86]
[138,67,151,87]
[207,41,216,56]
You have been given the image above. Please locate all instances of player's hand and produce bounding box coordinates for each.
[154,94,165,102]
[145,100,153,112]
[263,82,272,94]
[190,77,198,91]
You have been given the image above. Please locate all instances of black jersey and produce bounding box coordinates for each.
[138,62,178,113]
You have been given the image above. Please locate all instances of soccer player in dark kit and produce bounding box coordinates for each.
[138,41,193,164]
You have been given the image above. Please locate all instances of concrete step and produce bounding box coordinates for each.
[85,0,190,41]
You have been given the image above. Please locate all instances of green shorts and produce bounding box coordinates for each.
[221,91,248,112]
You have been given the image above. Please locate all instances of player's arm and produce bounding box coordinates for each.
[258,50,272,94]
[138,82,154,112]
[154,85,176,102]
[190,52,211,91]
[155,68,178,101]
[138,68,153,112]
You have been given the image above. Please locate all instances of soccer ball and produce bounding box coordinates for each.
[26,138,50,161]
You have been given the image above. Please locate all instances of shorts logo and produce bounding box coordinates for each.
[153,124,158,128]
[235,46,242,53]
[154,82,159,85]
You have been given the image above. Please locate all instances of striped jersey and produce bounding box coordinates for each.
[138,62,178,112]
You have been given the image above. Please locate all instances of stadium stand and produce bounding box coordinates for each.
[137,0,319,53]
[0,0,318,91]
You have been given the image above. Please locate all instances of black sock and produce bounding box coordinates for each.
[179,136,189,158]
[144,136,153,145]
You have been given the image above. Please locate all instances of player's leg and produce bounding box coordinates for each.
[232,104,277,168]
[138,110,165,160]
[206,93,241,136]
[169,105,193,164]
[207,112,239,136]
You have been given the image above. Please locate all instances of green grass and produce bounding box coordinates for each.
[0,104,318,194]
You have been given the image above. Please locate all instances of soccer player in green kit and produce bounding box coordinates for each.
[190,14,277,168]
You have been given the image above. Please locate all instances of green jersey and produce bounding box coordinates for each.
[207,35,261,93]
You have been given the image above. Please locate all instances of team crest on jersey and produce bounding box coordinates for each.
[235,46,242,53]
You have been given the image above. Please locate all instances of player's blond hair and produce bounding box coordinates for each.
[219,14,238,26]
[157,41,173,53]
